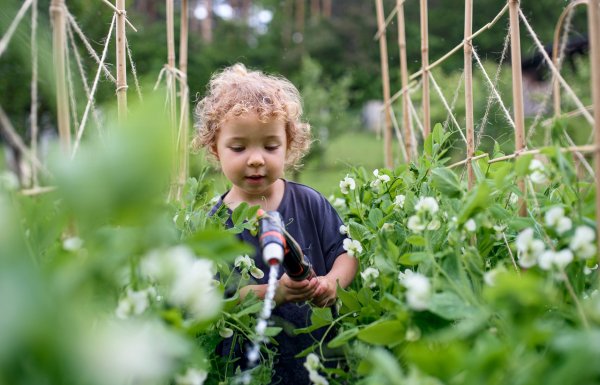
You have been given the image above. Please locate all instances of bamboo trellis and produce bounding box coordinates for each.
[374,0,600,269]
[0,0,190,202]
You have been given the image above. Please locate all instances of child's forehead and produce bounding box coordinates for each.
[219,112,286,138]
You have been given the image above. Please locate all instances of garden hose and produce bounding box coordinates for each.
[257,209,316,281]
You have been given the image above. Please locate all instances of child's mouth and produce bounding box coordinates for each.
[246,175,265,184]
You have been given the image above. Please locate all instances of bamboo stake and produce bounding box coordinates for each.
[50,0,70,154]
[0,0,33,60]
[374,2,400,41]
[323,0,331,19]
[31,0,38,187]
[179,0,190,200]
[310,0,319,21]
[100,0,137,31]
[447,153,488,169]
[410,3,509,81]
[375,0,393,168]
[508,0,526,217]
[541,105,594,127]
[202,0,212,43]
[486,144,596,164]
[116,0,127,123]
[380,79,418,110]
[465,0,475,189]
[587,0,600,275]
[167,0,178,199]
[296,0,305,35]
[420,0,430,137]
[553,0,588,116]
[396,0,411,161]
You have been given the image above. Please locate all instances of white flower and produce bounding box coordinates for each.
[464,219,476,233]
[63,237,84,251]
[484,266,506,286]
[115,288,149,319]
[309,370,329,385]
[210,196,220,204]
[493,224,507,241]
[393,194,406,211]
[427,218,441,231]
[250,267,264,279]
[407,215,426,232]
[398,269,414,282]
[361,267,380,288]
[381,223,394,232]
[339,175,356,194]
[510,194,519,205]
[343,238,363,258]
[173,215,179,223]
[339,224,349,235]
[414,197,439,216]
[219,327,233,338]
[570,226,597,259]
[584,264,598,275]
[371,169,391,188]
[235,254,253,270]
[515,228,545,268]
[529,159,547,184]
[304,353,320,371]
[333,198,346,210]
[539,249,574,271]
[82,321,189,385]
[175,368,208,385]
[544,207,572,234]
[402,273,430,311]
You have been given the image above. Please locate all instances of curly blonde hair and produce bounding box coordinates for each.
[192,63,311,170]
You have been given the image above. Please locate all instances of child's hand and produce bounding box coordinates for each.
[311,276,337,308]
[276,273,319,306]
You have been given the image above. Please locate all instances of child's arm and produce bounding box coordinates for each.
[238,274,320,308]
[311,252,358,308]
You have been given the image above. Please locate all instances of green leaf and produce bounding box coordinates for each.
[235,301,263,317]
[369,208,384,229]
[349,221,369,242]
[358,287,373,307]
[515,154,534,177]
[424,133,433,157]
[295,344,318,358]
[337,283,362,313]
[509,217,535,231]
[183,178,199,205]
[357,320,405,346]
[407,235,426,246]
[328,328,360,348]
[489,203,512,221]
[310,307,333,329]
[247,205,261,221]
[223,291,240,313]
[231,202,249,227]
[433,123,444,144]
[457,182,492,224]
[263,327,283,337]
[430,168,462,199]
[398,252,428,265]
[428,292,471,320]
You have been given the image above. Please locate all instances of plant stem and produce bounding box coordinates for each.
[502,232,521,276]
[318,312,354,359]
[561,270,589,329]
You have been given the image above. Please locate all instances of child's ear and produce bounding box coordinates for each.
[210,144,220,161]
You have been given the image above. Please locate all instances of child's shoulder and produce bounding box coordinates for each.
[284,180,330,204]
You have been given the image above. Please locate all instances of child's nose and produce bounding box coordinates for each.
[247,151,265,167]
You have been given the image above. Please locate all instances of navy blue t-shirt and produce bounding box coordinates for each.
[209,179,348,384]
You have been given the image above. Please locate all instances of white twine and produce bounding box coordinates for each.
[388,104,409,162]
[72,13,116,160]
[406,93,420,157]
[428,71,469,143]
[30,0,38,187]
[125,36,143,103]
[0,0,33,60]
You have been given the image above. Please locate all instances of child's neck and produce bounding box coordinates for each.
[224,178,286,212]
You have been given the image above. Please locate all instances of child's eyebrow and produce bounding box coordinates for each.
[227,135,283,140]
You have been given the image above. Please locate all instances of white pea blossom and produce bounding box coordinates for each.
[407,215,426,232]
[175,368,208,385]
[427,218,441,231]
[381,223,394,232]
[414,197,439,216]
[210,196,220,205]
[570,226,597,259]
[235,254,264,279]
[371,169,391,188]
[515,228,545,268]
[584,264,598,275]
[398,269,414,282]
[493,224,507,241]
[544,207,572,234]
[361,267,380,288]
[63,237,84,251]
[339,224,349,235]
[484,266,506,286]
[402,273,431,311]
[115,288,150,319]
[510,194,519,205]
[82,321,190,385]
[343,238,363,258]
[464,219,477,233]
[304,353,320,371]
[333,198,346,210]
[538,249,574,271]
[304,354,329,385]
[141,246,221,320]
[339,175,356,194]
[529,159,548,184]
[393,194,406,211]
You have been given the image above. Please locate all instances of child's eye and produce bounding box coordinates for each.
[265,146,279,151]
[231,147,245,152]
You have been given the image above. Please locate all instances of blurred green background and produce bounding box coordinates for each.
[0,0,595,196]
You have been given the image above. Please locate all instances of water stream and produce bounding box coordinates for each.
[240,263,280,384]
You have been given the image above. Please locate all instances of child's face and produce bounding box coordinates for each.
[213,113,287,196]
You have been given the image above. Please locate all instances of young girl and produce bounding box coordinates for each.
[194,63,358,384]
